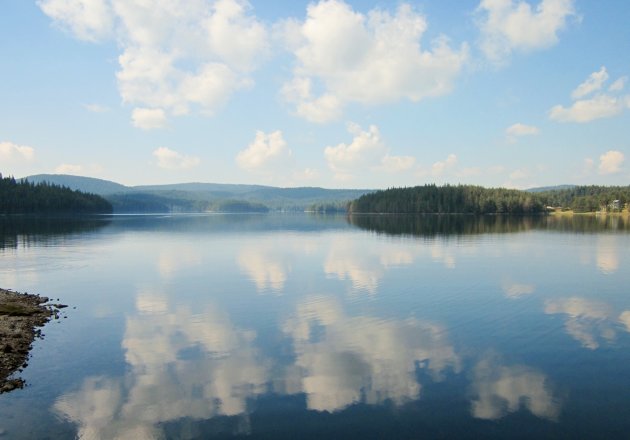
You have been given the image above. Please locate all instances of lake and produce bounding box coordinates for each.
[1,213,630,439]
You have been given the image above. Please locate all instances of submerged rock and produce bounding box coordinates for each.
[0,288,63,393]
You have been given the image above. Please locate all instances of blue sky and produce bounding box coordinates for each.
[1,0,629,188]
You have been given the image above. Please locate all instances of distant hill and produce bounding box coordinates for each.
[526,185,576,193]
[23,174,129,195]
[22,174,373,213]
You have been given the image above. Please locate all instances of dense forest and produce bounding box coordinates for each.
[348,184,545,214]
[348,184,630,214]
[0,175,112,214]
[538,185,630,213]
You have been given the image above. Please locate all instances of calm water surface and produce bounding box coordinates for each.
[1,214,630,439]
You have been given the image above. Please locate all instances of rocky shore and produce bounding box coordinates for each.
[0,288,66,393]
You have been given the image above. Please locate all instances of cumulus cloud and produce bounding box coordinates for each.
[153,147,200,170]
[476,0,576,62]
[0,141,35,162]
[236,130,291,172]
[381,154,416,173]
[549,95,627,123]
[38,0,114,42]
[571,66,608,99]
[324,124,387,180]
[282,1,468,122]
[608,76,627,92]
[131,107,167,130]
[432,154,458,176]
[506,122,540,137]
[40,0,269,125]
[598,150,624,175]
[549,66,630,123]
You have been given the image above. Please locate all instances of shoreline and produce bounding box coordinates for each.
[0,288,66,393]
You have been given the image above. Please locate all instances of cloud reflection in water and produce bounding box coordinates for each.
[55,291,269,438]
[282,296,460,412]
[471,354,560,421]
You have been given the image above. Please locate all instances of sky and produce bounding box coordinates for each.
[1,0,629,189]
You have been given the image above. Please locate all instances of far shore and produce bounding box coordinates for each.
[549,209,630,217]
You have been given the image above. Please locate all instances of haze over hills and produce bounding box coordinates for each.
[23,174,372,213]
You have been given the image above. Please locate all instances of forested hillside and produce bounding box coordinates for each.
[349,184,545,214]
[1,175,112,214]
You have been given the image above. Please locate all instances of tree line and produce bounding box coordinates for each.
[537,185,630,213]
[348,184,630,214]
[0,174,113,214]
[348,184,545,214]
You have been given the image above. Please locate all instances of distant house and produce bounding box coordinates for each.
[610,200,621,210]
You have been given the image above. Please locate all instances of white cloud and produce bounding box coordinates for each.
[282,1,468,122]
[40,0,269,124]
[55,163,83,174]
[598,150,624,175]
[432,154,457,176]
[549,94,627,123]
[571,66,608,99]
[506,123,540,137]
[549,67,630,123]
[476,0,576,61]
[153,147,200,170]
[38,0,114,42]
[381,154,416,173]
[131,107,167,130]
[609,76,627,92]
[0,141,35,162]
[324,124,387,180]
[236,130,291,172]
[620,311,630,332]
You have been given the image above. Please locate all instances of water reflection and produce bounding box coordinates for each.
[237,245,290,293]
[156,246,202,279]
[596,235,619,275]
[545,298,616,349]
[502,281,535,299]
[349,213,630,237]
[0,215,110,249]
[55,290,269,438]
[324,238,414,294]
[282,296,460,412]
[471,354,560,421]
[2,213,629,437]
